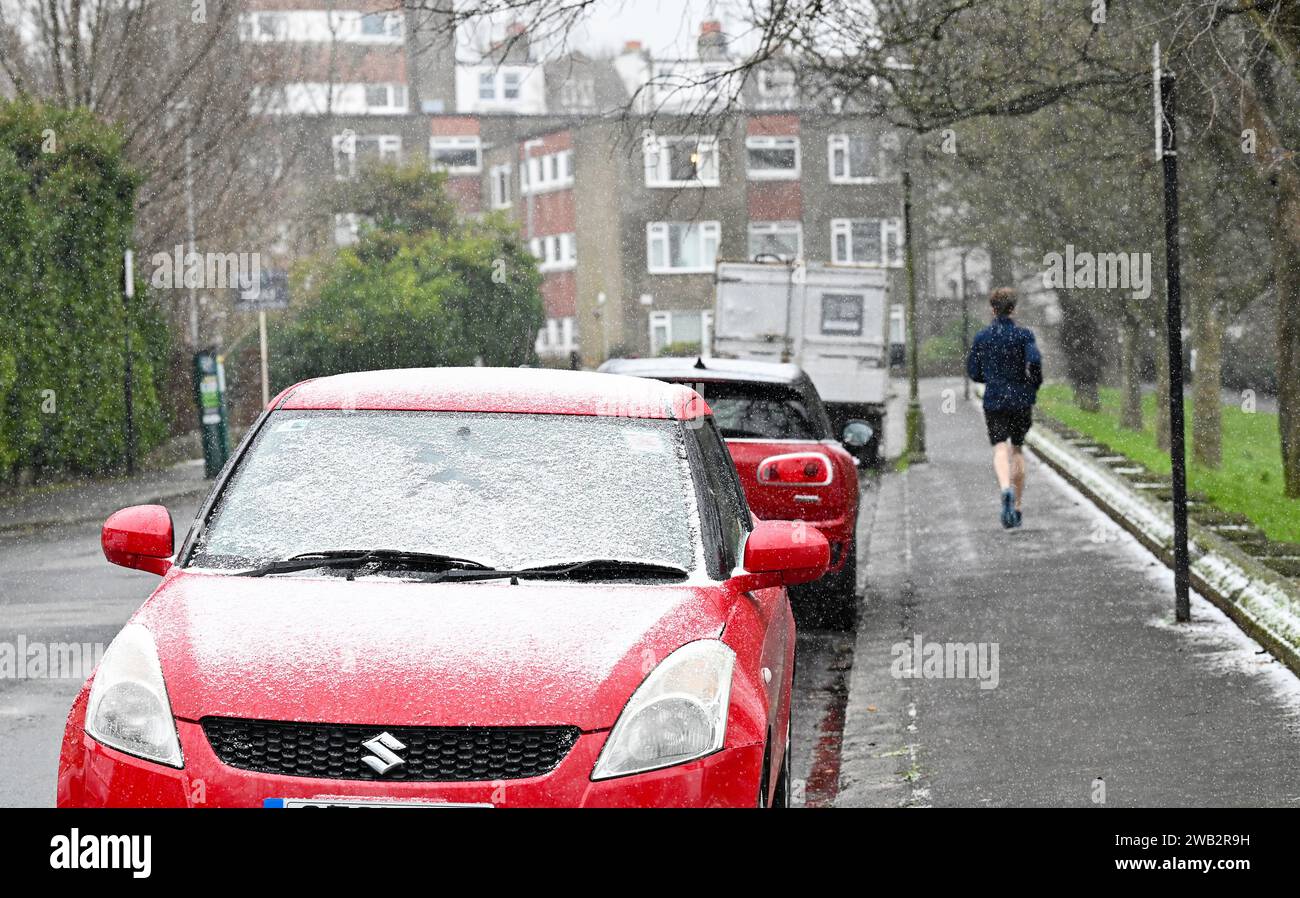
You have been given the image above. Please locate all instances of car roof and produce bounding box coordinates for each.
[272,367,710,420]
[598,356,806,386]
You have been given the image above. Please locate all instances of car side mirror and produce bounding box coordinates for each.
[102,505,174,576]
[841,420,874,450]
[732,520,830,591]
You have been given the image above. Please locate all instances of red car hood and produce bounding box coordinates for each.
[133,571,727,732]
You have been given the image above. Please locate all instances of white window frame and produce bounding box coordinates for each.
[828,134,888,184]
[520,149,573,195]
[535,316,579,357]
[747,221,803,262]
[644,136,720,188]
[559,78,596,110]
[362,83,408,114]
[745,136,800,180]
[489,163,513,209]
[649,310,714,355]
[358,12,402,40]
[429,136,482,174]
[830,218,904,267]
[757,66,797,100]
[532,232,577,272]
[646,221,721,274]
[332,133,401,181]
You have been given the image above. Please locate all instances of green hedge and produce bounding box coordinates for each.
[0,100,169,480]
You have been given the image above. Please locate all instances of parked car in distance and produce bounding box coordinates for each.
[58,368,829,808]
[599,356,867,630]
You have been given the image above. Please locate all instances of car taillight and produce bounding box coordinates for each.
[756,452,833,486]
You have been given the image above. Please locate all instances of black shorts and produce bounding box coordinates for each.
[985,408,1033,446]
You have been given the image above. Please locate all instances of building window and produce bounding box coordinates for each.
[520,149,573,194]
[429,136,481,174]
[747,221,803,262]
[363,83,407,113]
[530,233,577,272]
[503,71,522,99]
[644,136,720,187]
[757,66,797,100]
[332,134,401,180]
[559,78,596,111]
[647,221,720,273]
[334,213,365,246]
[474,67,530,104]
[490,163,512,208]
[745,136,800,180]
[256,13,287,41]
[821,293,865,336]
[831,218,903,267]
[649,310,713,356]
[828,133,896,183]
[536,316,579,357]
[359,12,401,38]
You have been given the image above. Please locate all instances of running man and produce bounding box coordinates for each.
[966,288,1043,529]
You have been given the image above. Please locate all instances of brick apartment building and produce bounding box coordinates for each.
[242,5,912,366]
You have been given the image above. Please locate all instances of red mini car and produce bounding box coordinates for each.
[599,358,868,629]
[57,368,828,808]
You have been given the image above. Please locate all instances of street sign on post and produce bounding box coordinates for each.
[1154,44,1192,623]
[123,250,136,476]
[237,270,289,410]
[192,349,231,479]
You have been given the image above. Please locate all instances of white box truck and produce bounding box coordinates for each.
[712,260,890,465]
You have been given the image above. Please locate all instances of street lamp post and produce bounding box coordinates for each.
[959,248,971,400]
[903,169,926,464]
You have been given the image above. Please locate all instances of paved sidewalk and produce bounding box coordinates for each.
[0,460,210,536]
[838,378,1300,807]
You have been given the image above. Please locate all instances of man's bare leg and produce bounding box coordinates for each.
[1010,444,1025,510]
[993,441,1012,490]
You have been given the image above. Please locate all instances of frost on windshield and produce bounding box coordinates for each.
[191,411,697,571]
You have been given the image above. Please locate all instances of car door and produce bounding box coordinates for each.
[690,418,792,798]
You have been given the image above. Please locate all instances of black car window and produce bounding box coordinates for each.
[699,381,828,441]
[689,418,752,574]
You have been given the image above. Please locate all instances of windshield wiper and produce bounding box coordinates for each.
[516,559,690,581]
[234,550,493,578]
[412,559,690,584]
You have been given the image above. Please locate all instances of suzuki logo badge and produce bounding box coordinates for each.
[360,732,407,775]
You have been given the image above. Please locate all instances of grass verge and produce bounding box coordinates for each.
[1035,384,1299,544]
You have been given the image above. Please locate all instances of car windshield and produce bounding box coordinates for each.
[695,382,828,441]
[187,411,698,573]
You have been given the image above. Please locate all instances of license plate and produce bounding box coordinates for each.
[263,798,491,809]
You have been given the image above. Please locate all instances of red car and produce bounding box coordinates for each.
[599,358,869,629]
[57,368,827,808]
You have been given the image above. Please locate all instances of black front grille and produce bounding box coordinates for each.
[201,716,580,782]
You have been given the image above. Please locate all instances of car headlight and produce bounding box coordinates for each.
[591,640,735,780]
[85,623,183,768]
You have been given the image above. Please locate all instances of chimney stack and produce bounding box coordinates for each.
[697,20,728,60]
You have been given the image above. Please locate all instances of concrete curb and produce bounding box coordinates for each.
[1025,420,1300,678]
